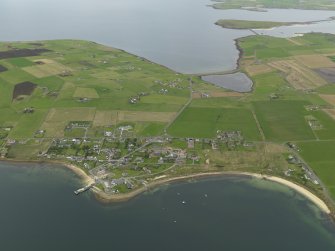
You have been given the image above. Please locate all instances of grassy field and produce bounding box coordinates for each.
[238,33,335,59]
[253,100,315,141]
[298,141,335,198]
[168,106,261,140]
[215,20,296,29]
[212,0,335,10]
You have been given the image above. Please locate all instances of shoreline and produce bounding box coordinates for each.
[63,169,332,214]
[0,158,331,214]
[94,171,331,214]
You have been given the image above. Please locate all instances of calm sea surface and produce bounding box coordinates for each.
[0,0,335,73]
[0,162,335,250]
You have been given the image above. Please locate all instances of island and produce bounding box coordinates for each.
[1,34,335,217]
[212,0,335,11]
[215,19,297,29]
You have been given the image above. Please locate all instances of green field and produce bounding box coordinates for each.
[215,19,295,29]
[168,106,261,140]
[253,100,315,141]
[238,33,335,59]
[298,141,335,198]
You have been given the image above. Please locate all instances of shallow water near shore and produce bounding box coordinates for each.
[1,161,335,250]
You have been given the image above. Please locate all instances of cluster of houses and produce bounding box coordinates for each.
[286,154,320,185]
[23,107,35,113]
[216,130,244,149]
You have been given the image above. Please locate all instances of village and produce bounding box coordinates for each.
[0,120,322,196]
[0,124,249,195]
[44,125,248,194]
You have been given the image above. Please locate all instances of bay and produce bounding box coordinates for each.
[0,162,335,250]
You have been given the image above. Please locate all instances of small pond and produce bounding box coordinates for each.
[202,72,253,92]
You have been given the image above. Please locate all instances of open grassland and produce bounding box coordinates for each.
[73,87,99,98]
[298,141,335,198]
[212,0,335,10]
[168,106,261,140]
[253,101,315,141]
[9,110,48,138]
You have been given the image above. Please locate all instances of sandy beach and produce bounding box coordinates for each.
[85,169,331,214]
[0,158,330,214]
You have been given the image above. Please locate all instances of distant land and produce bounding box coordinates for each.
[215,20,297,29]
[212,0,335,11]
[1,33,335,218]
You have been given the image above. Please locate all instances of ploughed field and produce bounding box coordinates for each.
[1,34,335,202]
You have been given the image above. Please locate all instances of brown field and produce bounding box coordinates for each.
[323,109,335,120]
[245,64,273,76]
[269,59,327,89]
[294,55,335,69]
[319,94,335,105]
[41,107,96,137]
[23,60,71,78]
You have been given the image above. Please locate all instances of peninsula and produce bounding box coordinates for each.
[215,19,297,29]
[1,34,335,216]
[212,0,335,11]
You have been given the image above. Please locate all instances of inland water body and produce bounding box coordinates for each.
[202,72,253,92]
[0,161,335,250]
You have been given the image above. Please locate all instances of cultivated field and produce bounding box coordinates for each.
[168,106,261,140]
[319,94,335,105]
[268,60,327,90]
[294,55,335,69]
[23,61,71,78]
[324,109,335,120]
[245,64,274,77]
